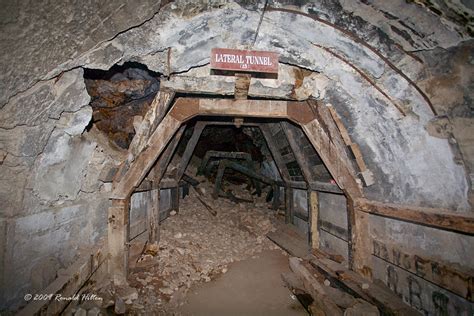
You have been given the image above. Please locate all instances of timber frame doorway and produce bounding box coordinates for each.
[107,93,370,285]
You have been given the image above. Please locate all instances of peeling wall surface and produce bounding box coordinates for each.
[0,0,473,312]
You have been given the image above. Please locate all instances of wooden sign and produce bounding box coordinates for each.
[210,48,279,74]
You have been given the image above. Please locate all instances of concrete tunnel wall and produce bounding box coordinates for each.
[0,0,473,312]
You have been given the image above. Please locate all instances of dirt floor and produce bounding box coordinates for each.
[73,180,306,315]
[178,249,307,316]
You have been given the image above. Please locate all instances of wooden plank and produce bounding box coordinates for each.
[174,121,206,181]
[309,190,320,249]
[147,189,160,243]
[289,257,344,316]
[197,98,289,118]
[327,105,374,186]
[211,48,279,74]
[112,114,183,199]
[259,123,291,182]
[348,196,373,279]
[171,186,179,213]
[355,198,474,235]
[285,187,294,224]
[152,124,186,183]
[372,239,474,301]
[107,199,130,285]
[301,100,362,198]
[129,90,175,162]
[267,224,310,258]
[281,121,317,183]
[309,255,421,315]
[327,105,352,145]
[309,181,343,194]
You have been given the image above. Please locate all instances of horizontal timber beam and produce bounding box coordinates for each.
[355,198,474,235]
[171,98,315,124]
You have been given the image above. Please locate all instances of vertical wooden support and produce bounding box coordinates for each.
[285,187,294,224]
[147,189,160,244]
[108,198,130,285]
[171,186,179,213]
[347,197,372,280]
[234,73,251,99]
[308,190,320,249]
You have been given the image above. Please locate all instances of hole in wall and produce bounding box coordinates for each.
[83,62,161,149]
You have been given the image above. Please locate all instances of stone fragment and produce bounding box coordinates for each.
[114,297,126,315]
[87,307,101,316]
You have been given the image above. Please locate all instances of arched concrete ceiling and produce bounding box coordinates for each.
[0,0,472,211]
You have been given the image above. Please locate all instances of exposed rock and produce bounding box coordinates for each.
[114,296,126,315]
[31,133,96,203]
[84,66,160,149]
[74,307,87,316]
[0,0,162,106]
[87,307,101,316]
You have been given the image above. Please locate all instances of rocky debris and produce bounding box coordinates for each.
[285,257,380,316]
[120,180,281,314]
[114,296,126,315]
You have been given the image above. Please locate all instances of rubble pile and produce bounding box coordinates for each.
[127,182,281,314]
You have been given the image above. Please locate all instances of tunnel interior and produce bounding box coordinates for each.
[2,1,473,315]
[77,63,356,314]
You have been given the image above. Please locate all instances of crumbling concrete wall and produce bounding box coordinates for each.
[0,1,161,309]
[0,0,473,312]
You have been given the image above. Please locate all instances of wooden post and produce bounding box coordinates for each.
[108,198,130,285]
[147,189,160,244]
[347,196,372,280]
[285,187,294,224]
[171,186,179,213]
[234,73,251,99]
[308,190,320,249]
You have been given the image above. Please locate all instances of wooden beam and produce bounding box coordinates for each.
[347,196,372,279]
[285,187,294,224]
[152,125,186,184]
[281,121,317,183]
[112,114,184,199]
[259,123,291,182]
[355,198,474,235]
[171,186,180,213]
[301,100,363,198]
[174,121,206,181]
[147,189,160,244]
[107,199,130,285]
[289,257,344,315]
[309,190,320,249]
[189,98,289,118]
[234,73,251,99]
[129,90,175,159]
[309,181,343,194]
[309,254,421,316]
[327,105,374,186]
